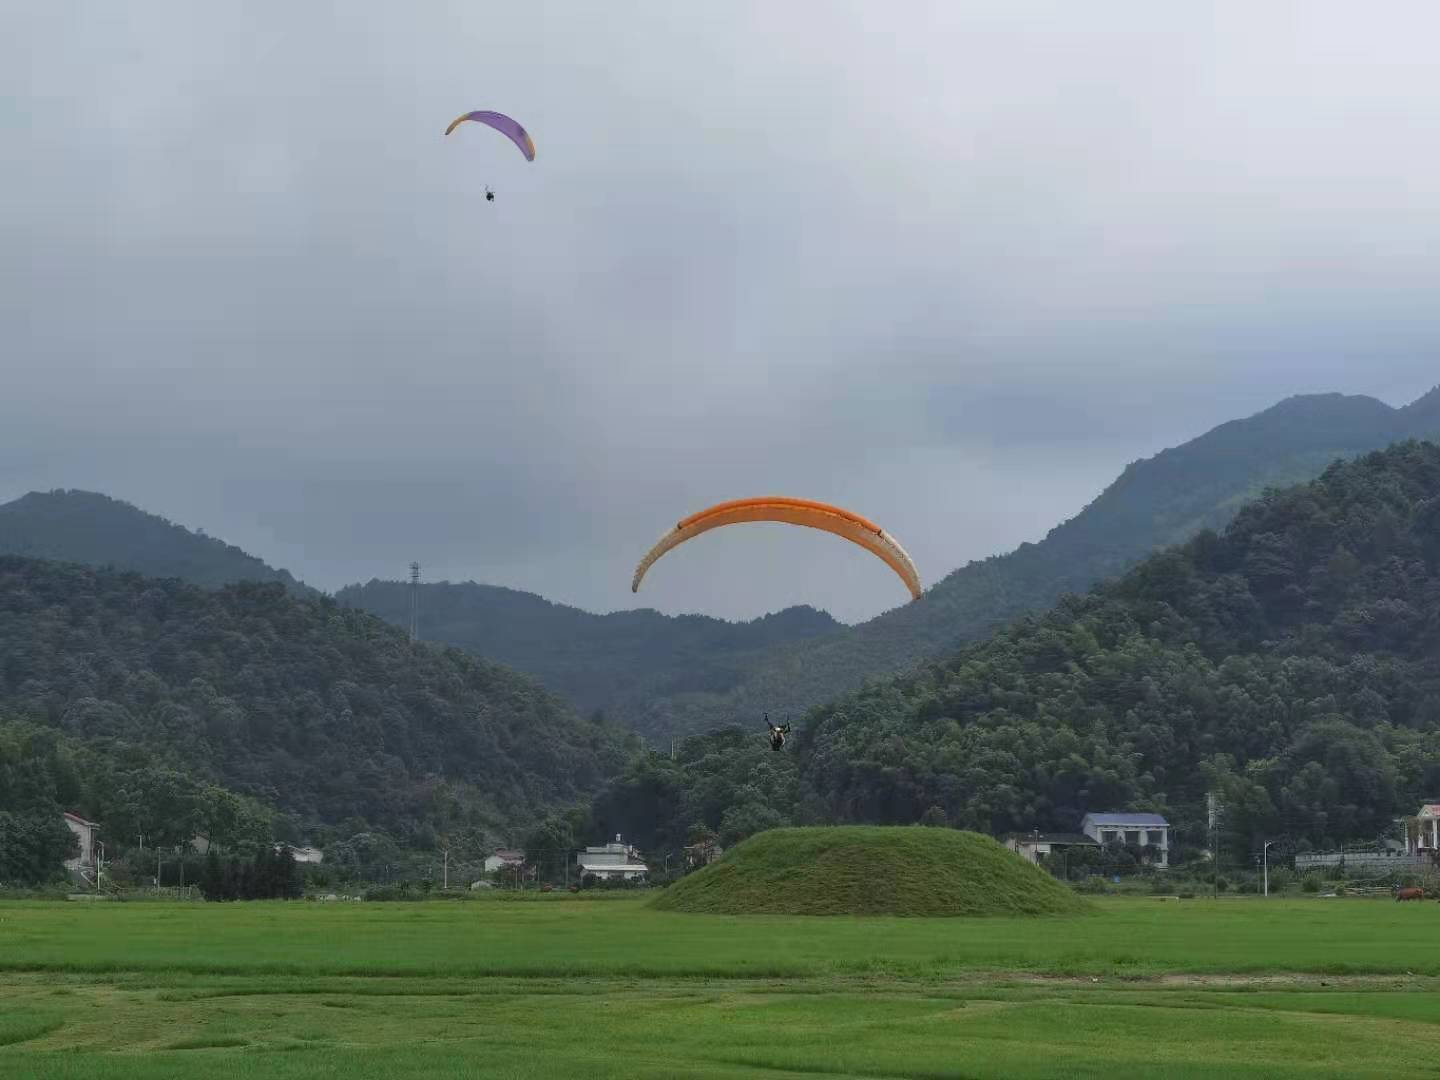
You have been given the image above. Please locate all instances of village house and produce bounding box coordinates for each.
[483,848,526,874]
[1080,811,1171,868]
[684,835,724,869]
[1004,831,1098,865]
[577,835,648,882]
[61,812,101,871]
[1410,802,1440,856]
[273,843,324,864]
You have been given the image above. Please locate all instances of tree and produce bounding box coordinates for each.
[200,848,225,901]
[0,811,76,883]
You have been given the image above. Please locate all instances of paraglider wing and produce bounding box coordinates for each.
[631,497,922,601]
[444,110,536,161]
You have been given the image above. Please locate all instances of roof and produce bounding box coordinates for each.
[62,811,101,827]
[490,849,525,860]
[1009,833,1098,846]
[1418,804,1440,817]
[1083,812,1169,827]
[578,862,648,873]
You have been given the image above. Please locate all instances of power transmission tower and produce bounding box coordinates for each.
[408,562,421,642]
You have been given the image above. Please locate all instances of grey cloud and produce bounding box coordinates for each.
[3,1,1438,623]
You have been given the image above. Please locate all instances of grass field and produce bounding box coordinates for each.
[2,896,1440,1078]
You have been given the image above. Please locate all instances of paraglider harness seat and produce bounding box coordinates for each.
[766,713,792,752]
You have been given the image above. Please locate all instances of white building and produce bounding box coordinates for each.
[1410,803,1440,855]
[483,848,526,874]
[577,835,648,882]
[62,812,101,871]
[274,844,324,864]
[1080,812,1170,868]
[1005,832,1098,865]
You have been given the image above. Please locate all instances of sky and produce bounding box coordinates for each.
[3,2,1438,623]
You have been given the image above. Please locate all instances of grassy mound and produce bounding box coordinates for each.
[651,826,1090,917]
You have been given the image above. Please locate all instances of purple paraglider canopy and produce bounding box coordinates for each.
[444,110,536,161]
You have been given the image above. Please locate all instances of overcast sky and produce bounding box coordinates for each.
[3,2,1438,623]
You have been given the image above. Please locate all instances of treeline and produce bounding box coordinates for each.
[590,442,1440,863]
[0,559,637,870]
[0,719,273,884]
[199,846,304,901]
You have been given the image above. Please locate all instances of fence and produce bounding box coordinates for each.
[1294,851,1431,874]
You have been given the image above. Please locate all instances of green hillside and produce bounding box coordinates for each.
[0,490,311,594]
[0,557,635,857]
[336,580,839,722]
[597,441,1440,862]
[651,826,1088,916]
[796,440,1440,853]
[637,388,1440,738]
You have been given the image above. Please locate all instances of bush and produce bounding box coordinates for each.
[364,884,411,901]
[1265,867,1296,892]
[1301,874,1321,893]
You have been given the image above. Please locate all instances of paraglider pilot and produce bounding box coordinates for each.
[485,187,495,202]
[766,713,792,752]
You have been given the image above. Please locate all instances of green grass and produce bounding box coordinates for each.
[2,896,1437,978]
[652,825,1090,916]
[3,896,1440,1078]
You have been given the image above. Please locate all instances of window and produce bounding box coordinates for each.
[1101,830,1118,844]
[1125,831,1141,846]
[1147,830,1165,847]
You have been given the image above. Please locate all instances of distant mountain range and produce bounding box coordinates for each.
[609,387,1440,736]
[333,580,841,727]
[0,490,311,594]
[7,387,1437,744]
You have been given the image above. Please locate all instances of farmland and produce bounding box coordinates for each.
[2,896,1439,1078]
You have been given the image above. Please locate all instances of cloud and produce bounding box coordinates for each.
[3,1,1438,622]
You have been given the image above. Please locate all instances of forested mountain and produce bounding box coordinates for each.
[632,388,1440,738]
[799,440,1440,854]
[0,558,634,866]
[593,442,1440,860]
[336,580,840,723]
[0,490,311,593]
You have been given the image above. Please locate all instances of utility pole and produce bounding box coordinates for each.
[1263,840,1276,898]
[443,849,449,891]
[1207,792,1221,900]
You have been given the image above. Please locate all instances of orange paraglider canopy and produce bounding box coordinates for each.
[631,496,922,601]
